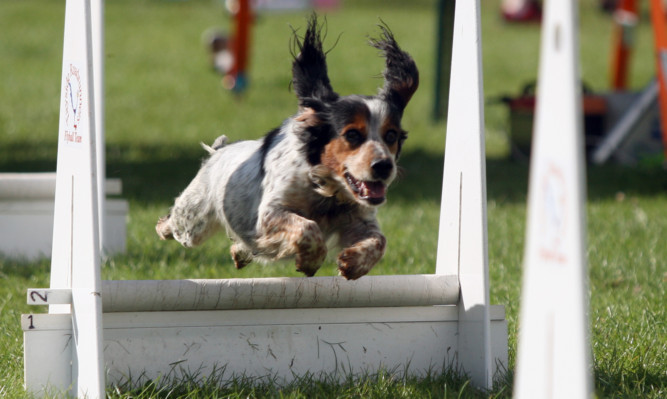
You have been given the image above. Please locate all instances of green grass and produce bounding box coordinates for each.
[1,0,666,397]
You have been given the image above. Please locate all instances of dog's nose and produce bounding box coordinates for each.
[371,159,393,180]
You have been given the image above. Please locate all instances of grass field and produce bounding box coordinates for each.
[1,0,666,397]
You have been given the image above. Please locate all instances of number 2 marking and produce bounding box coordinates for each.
[30,291,48,303]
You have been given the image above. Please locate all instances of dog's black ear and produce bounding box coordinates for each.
[291,14,339,104]
[370,23,419,113]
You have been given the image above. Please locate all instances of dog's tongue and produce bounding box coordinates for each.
[360,180,386,199]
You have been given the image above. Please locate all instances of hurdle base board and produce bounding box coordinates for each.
[23,305,507,394]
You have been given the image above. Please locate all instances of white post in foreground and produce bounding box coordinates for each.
[514,1,592,398]
[435,0,492,389]
[92,0,106,254]
[47,0,105,397]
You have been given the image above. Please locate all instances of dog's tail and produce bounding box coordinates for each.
[201,134,229,154]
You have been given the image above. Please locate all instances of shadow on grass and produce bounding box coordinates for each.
[0,256,50,278]
[0,140,665,205]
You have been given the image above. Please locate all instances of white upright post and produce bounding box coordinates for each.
[48,0,105,397]
[514,1,592,398]
[92,0,105,254]
[435,0,492,389]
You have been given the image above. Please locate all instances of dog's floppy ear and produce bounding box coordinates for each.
[370,23,419,113]
[291,14,339,105]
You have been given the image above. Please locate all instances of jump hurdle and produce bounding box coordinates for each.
[22,0,507,397]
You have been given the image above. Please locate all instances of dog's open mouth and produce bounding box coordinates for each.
[345,172,386,205]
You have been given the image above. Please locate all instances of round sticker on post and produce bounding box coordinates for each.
[63,63,84,145]
[538,162,568,265]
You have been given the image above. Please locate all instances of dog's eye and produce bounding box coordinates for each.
[344,129,364,146]
[384,130,398,145]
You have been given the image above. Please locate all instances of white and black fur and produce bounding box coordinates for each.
[156,15,419,279]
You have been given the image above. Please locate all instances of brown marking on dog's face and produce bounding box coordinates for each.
[321,114,366,174]
[341,113,369,144]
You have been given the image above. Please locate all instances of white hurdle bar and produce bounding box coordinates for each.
[30,274,459,312]
[100,275,460,312]
[22,0,507,397]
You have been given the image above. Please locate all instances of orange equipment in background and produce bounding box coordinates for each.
[609,0,638,90]
[649,0,667,157]
[220,0,252,94]
[609,0,667,158]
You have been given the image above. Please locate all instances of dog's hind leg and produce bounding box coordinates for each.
[156,177,221,247]
[231,242,253,269]
[156,208,220,248]
[255,211,327,276]
[156,215,174,240]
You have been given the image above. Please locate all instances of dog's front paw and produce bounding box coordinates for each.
[337,235,386,280]
[295,228,327,277]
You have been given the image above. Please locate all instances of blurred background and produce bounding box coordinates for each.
[1,1,665,397]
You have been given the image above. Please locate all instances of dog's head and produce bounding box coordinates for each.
[291,15,419,207]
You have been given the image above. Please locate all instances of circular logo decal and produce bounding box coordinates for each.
[63,63,83,144]
[538,163,567,264]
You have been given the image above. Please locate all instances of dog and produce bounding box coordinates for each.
[156,15,418,280]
